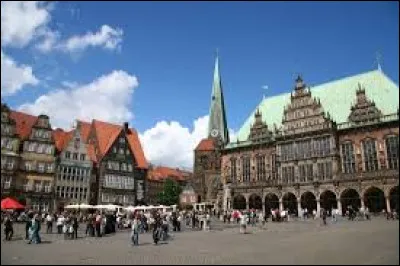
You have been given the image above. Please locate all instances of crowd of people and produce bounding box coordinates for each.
[2,204,398,243]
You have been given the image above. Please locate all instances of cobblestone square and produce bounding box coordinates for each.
[1,218,398,265]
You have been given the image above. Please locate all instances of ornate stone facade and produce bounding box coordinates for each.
[1,104,20,198]
[219,76,398,217]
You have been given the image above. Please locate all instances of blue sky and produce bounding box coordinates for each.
[1,1,398,168]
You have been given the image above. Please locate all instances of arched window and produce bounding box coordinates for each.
[386,135,399,170]
[362,139,378,172]
[341,142,356,174]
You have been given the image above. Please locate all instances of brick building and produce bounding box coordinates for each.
[194,56,399,216]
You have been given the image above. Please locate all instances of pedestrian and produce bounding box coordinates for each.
[95,213,102,237]
[131,216,139,246]
[72,215,79,239]
[3,215,14,241]
[322,208,327,226]
[46,213,53,234]
[25,212,33,240]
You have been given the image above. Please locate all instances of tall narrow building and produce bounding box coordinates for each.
[193,54,229,206]
[208,56,229,145]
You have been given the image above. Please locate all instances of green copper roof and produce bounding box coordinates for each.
[234,69,399,142]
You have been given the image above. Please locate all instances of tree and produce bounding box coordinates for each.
[157,178,182,206]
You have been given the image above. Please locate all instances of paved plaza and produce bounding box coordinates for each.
[1,218,399,265]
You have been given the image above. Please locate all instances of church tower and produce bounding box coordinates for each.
[192,53,229,205]
[208,55,229,145]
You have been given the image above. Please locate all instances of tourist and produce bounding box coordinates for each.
[239,212,247,234]
[321,208,327,225]
[25,212,33,240]
[259,212,265,227]
[28,214,41,244]
[131,216,140,246]
[177,213,182,232]
[95,212,102,237]
[152,215,162,245]
[85,214,93,236]
[56,213,65,234]
[364,207,370,220]
[46,213,53,234]
[331,208,337,223]
[3,215,14,241]
[72,214,79,239]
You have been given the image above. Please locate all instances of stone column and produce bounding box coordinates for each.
[337,199,342,216]
[297,200,302,218]
[316,200,321,217]
[386,197,391,213]
[246,197,250,210]
[361,198,365,210]
[279,199,283,212]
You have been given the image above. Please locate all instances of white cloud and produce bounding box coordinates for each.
[35,30,60,53]
[1,1,52,47]
[139,116,209,169]
[59,25,123,53]
[18,70,138,129]
[140,116,237,169]
[1,50,39,96]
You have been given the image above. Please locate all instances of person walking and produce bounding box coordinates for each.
[3,215,14,241]
[131,216,140,246]
[72,215,79,239]
[46,213,53,234]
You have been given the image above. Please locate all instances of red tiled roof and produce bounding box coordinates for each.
[86,143,97,163]
[52,129,73,152]
[127,128,148,169]
[77,120,92,142]
[195,138,215,151]
[147,166,190,182]
[91,120,148,169]
[9,111,38,140]
[92,119,122,159]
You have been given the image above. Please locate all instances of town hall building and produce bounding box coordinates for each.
[193,57,399,217]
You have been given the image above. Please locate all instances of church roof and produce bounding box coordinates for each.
[233,69,399,143]
[195,138,215,151]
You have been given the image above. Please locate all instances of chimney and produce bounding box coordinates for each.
[123,122,129,132]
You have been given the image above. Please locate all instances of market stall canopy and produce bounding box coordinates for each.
[95,204,122,210]
[1,197,25,210]
[65,204,94,209]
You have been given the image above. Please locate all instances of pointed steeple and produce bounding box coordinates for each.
[208,52,229,145]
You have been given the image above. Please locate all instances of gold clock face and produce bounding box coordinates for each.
[211,129,219,137]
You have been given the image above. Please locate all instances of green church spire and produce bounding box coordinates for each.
[208,53,229,145]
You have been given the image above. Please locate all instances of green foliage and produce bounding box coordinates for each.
[156,178,182,206]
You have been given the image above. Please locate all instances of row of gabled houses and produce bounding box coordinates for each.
[1,103,149,212]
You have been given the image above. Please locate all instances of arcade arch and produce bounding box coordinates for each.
[300,191,317,213]
[363,186,386,213]
[282,192,297,215]
[320,190,337,213]
[389,186,399,212]
[232,194,246,210]
[340,188,361,215]
[249,194,262,210]
[264,193,279,217]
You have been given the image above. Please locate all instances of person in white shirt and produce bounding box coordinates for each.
[240,213,247,234]
[46,213,53,234]
[56,214,65,234]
